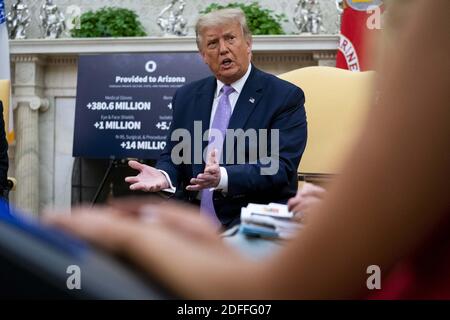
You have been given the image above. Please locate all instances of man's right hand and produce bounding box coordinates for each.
[125,160,170,192]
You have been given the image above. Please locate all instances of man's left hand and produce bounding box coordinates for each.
[186,149,221,191]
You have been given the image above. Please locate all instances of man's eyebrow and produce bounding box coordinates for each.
[205,34,218,40]
[223,31,236,37]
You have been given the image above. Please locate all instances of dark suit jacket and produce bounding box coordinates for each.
[156,66,307,228]
[0,101,9,196]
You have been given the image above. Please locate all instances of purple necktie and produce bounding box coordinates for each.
[200,85,234,226]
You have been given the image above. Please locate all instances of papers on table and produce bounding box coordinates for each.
[240,203,302,240]
[245,203,294,219]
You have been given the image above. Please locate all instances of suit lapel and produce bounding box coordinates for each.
[227,66,264,131]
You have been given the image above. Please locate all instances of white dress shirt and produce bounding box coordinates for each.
[160,64,252,194]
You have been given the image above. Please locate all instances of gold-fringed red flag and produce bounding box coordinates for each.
[336,0,384,72]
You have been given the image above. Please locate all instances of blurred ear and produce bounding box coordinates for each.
[246,38,252,53]
[246,39,253,61]
[199,50,206,63]
[196,35,207,63]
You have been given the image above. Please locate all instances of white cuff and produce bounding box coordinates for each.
[158,170,176,193]
[214,167,228,193]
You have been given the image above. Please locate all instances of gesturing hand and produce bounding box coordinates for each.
[125,160,170,192]
[186,149,221,191]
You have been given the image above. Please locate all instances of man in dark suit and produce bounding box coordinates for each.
[125,8,307,229]
[0,101,9,201]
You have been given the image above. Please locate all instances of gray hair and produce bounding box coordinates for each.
[195,8,252,50]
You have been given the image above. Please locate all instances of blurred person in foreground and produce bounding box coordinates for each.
[45,0,450,299]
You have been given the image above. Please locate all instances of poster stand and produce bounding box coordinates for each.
[91,158,119,205]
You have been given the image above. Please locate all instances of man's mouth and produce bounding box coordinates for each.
[221,58,233,67]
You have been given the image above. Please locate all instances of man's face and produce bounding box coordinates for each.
[199,22,252,84]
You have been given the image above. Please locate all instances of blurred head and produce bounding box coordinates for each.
[374,0,418,70]
[195,8,252,84]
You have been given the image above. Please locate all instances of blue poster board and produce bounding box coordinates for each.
[0,1,6,24]
[73,53,211,159]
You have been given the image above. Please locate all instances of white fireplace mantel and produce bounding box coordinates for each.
[10,35,339,55]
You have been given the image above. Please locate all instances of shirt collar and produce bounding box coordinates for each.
[215,64,252,98]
